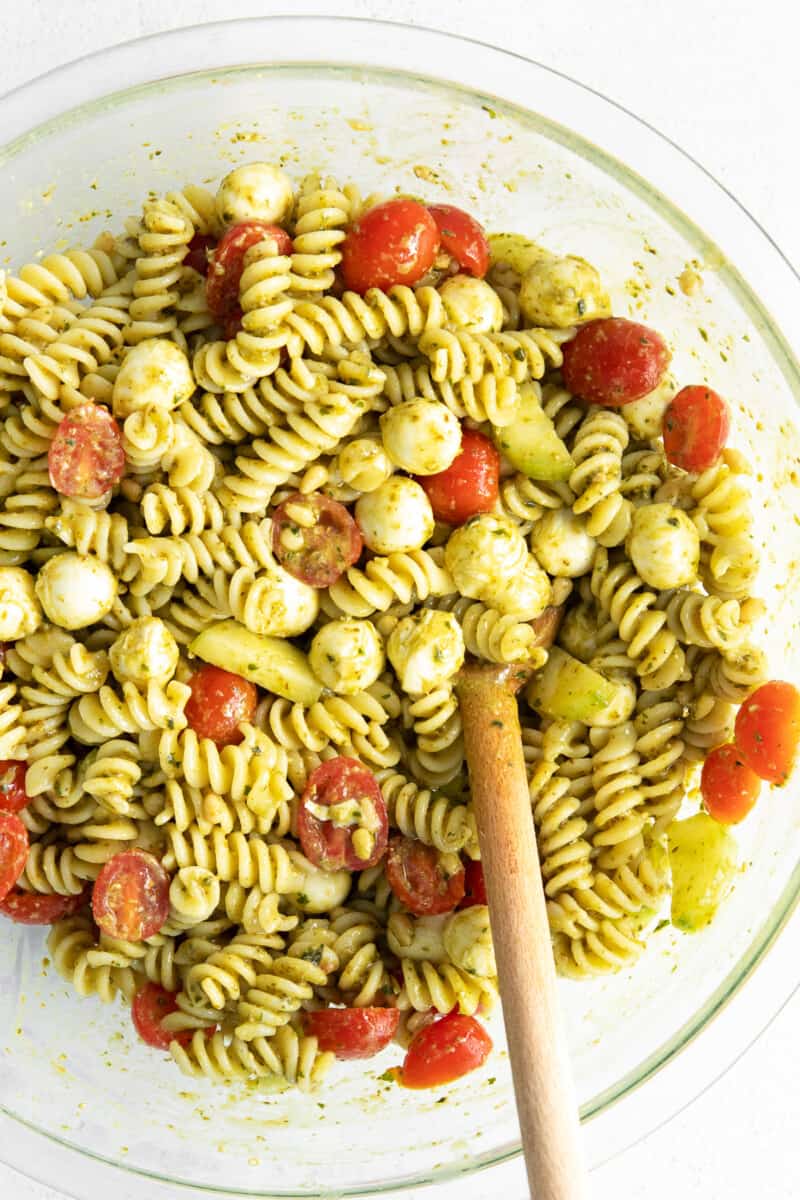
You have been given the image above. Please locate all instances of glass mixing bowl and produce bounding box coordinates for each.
[0,17,798,1200]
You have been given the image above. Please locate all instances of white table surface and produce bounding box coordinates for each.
[2,1,799,1197]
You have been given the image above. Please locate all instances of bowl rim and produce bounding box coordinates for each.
[0,15,798,1200]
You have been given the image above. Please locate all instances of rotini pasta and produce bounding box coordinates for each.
[0,160,776,1099]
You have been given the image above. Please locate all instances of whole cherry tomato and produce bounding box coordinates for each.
[303,1007,400,1059]
[561,317,670,406]
[701,743,761,824]
[734,681,800,785]
[184,665,258,746]
[663,386,730,472]
[399,1011,492,1089]
[206,221,292,320]
[340,199,440,294]
[417,429,500,526]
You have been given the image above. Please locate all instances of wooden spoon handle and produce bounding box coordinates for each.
[458,672,588,1200]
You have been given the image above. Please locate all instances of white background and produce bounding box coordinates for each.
[2,1,799,1197]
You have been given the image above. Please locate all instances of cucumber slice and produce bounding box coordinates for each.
[488,232,545,276]
[668,813,738,933]
[190,619,322,706]
[495,383,574,482]
[525,646,629,725]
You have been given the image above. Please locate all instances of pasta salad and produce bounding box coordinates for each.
[0,161,797,1093]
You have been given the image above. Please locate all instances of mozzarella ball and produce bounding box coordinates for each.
[112,339,194,418]
[439,274,504,333]
[0,567,42,640]
[35,553,117,630]
[622,373,676,441]
[355,477,434,555]
[243,558,319,638]
[380,399,461,475]
[626,503,700,590]
[531,508,597,578]
[289,853,351,913]
[309,618,384,695]
[337,436,394,493]
[445,513,528,601]
[109,616,179,686]
[488,555,552,619]
[387,912,448,962]
[387,609,464,696]
[519,253,611,328]
[215,163,293,227]
[443,905,496,978]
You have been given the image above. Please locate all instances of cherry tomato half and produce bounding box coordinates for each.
[385,836,465,916]
[399,1011,492,1089]
[298,757,388,872]
[734,680,800,785]
[92,848,170,941]
[663,386,730,473]
[185,233,217,277]
[0,811,28,903]
[701,743,761,825]
[303,1007,400,1060]
[427,205,490,278]
[0,885,91,925]
[417,428,500,526]
[131,982,210,1051]
[0,761,28,814]
[272,492,363,587]
[340,199,440,294]
[206,221,293,320]
[458,859,488,909]
[184,665,257,747]
[48,403,126,500]
[561,317,670,407]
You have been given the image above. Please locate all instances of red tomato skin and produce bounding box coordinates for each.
[458,859,487,909]
[222,306,243,340]
[272,492,363,587]
[48,404,126,500]
[0,761,28,814]
[427,205,490,277]
[184,665,257,747]
[92,849,170,941]
[131,982,207,1050]
[385,836,466,916]
[185,233,217,277]
[701,743,761,824]
[734,681,800,785]
[561,317,670,407]
[340,199,440,294]
[303,1007,400,1060]
[400,1012,492,1089]
[298,757,388,872]
[417,429,500,526]
[0,885,91,925]
[206,221,292,320]
[0,811,29,903]
[663,386,730,472]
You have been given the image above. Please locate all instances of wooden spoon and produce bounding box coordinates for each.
[456,656,589,1200]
